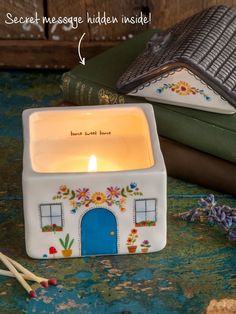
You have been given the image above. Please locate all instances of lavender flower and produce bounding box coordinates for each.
[176,194,236,241]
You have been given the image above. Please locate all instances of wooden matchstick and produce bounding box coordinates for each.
[6,256,48,288]
[0,269,44,282]
[0,269,57,287]
[0,269,29,279]
[5,255,57,287]
[0,253,36,298]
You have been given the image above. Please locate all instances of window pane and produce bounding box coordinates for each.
[136,212,146,223]
[40,205,51,216]
[51,204,62,216]
[146,199,156,211]
[41,216,51,227]
[51,216,62,227]
[135,200,146,212]
[146,211,156,222]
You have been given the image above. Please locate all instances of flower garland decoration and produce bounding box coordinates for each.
[156,81,211,101]
[53,182,143,214]
[175,194,236,241]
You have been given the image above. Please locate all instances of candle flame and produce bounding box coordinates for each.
[88,155,97,172]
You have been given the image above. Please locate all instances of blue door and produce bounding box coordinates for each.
[81,208,117,256]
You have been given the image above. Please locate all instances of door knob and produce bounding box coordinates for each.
[110,231,115,236]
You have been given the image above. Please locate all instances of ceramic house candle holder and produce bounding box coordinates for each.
[22,103,166,259]
[117,5,236,115]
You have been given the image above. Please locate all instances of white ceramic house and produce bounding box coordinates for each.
[22,104,167,259]
[128,68,236,114]
[117,6,236,115]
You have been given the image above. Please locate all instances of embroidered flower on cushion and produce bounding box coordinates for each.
[106,186,121,199]
[91,192,106,205]
[76,188,90,201]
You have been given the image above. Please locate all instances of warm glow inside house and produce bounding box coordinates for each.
[22,104,167,258]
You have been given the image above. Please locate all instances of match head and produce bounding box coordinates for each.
[40,281,49,288]
[48,278,57,286]
[29,290,37,298]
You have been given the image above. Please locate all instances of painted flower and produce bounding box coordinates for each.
[59,185,68,193]
[76,188,90,201]
[141,240,151,248]
[171,81,196,96]
[106,186,120,199]
[120,207,126,213]
[71,208,77,214]
[130,182,137,189]
[120,197,126,206]
[92,192,106,205]
[127,238,132,244]
[70,199,77,209]
[126,229,138,246]
[156,81,211,101]
[106,200,113,206]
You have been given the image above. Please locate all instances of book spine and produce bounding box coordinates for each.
[154,105,236,165]
[160,136,236,196]
[62,72,236,164]
[62,72,141,106]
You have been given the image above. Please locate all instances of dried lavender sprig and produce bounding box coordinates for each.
[175,194,236,241]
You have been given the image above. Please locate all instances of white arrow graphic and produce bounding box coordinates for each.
[78,33,86,65]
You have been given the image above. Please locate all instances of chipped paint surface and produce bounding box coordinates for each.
[0,71,235,313]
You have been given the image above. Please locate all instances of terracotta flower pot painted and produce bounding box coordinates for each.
[141,247,149,253]
[62,249,72,257]
[127,245,137,253]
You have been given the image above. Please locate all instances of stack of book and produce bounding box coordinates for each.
[61,30,236,196]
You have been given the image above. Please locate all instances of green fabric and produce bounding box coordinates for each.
[63,29,236,164]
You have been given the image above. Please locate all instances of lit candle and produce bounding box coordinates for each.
[22,104,167,259]
[28,106,155,173]
[88,155,97,172]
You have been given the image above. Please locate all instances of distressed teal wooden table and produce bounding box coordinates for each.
[0,71,235,314]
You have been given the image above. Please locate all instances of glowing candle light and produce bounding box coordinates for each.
[22,104,167,259]
[88,155,97,172]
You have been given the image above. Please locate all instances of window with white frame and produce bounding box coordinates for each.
[135,199,157,227]
[39,203,63,232]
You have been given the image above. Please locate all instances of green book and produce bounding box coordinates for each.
[62,30,236,164]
